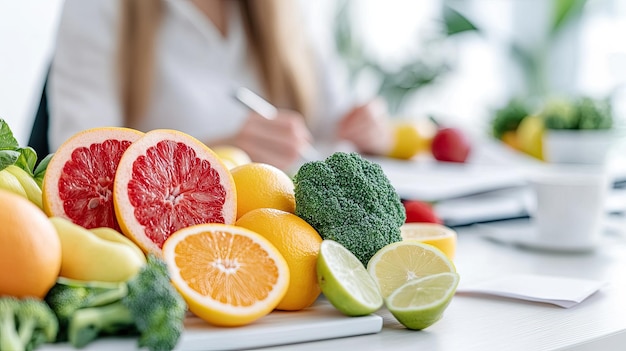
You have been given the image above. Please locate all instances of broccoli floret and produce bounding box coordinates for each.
[294,152,406,265]
[0,297,58,351]
[123,255,187,351]
[45,255,187,351]
[67,302,135,348]
[45,278,128,338]
[541,96,613,130]
[541,97,578,130]
[491,98,531,139]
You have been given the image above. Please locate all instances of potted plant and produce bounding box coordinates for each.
[541,96,615,165]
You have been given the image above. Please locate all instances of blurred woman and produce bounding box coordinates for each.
[49,0,393,170]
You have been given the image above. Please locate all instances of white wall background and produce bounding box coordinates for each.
[0,0,64,145]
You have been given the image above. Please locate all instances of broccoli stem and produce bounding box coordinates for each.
[68,302,134,349]
[1,308,24,351]
[17,318,36,347]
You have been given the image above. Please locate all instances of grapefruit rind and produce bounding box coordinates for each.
[42,127,144,229]
[162,223,290,327]
[113,129,237,256]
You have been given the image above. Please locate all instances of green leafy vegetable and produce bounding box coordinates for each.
[0,119,50,181]
[294,152,406,265]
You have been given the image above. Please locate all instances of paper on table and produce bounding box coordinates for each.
[456,274,607,308]
[369,156,527,202]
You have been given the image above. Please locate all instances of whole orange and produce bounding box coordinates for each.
[0,189,61,298]
[230,163,295,219]
[236,208,322,311]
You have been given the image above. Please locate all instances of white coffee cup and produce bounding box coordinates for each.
[527,166,610,252]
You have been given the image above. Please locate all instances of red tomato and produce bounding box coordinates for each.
[403,200,442,224]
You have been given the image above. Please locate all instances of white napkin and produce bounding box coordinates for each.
[456,274,607,308]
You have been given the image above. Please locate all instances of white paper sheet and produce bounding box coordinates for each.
[456,274,607,308]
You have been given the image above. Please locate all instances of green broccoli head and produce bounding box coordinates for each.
[294,152,405,265]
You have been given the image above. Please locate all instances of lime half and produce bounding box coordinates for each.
[386,272,460,330]
[367,241,456,298]
[317,240,383,316]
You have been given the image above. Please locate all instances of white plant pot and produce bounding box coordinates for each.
[543,130,615,165]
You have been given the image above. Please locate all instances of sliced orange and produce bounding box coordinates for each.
[113,129,237,256]
[162,223,289,327]
[42,127,144,231]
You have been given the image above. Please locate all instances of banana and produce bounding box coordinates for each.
[4,165,43,209]
[0,169,28,198]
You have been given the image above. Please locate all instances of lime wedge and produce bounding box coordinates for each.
[317,240,383,316]
[367,241,455,298]
[386,272,460,330]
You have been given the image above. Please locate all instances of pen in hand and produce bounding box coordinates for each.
[232,87,323,163]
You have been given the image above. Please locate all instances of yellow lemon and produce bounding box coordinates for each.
[236,208,322,311]
[516,115,545,160]
[387,120,436,160]
[400,223,457,260]
[230,162,295,219]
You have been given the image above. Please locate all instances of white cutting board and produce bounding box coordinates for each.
[41,297,383,351]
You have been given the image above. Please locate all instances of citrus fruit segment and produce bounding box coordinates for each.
[400,223,457,259]
[42,127,143,231]
[0,190,61,298]
[317,240,383,316]
[162,223,289,327]
[230,162,295,219]
[235,208,322,311]
[113,129,237,255]
[386,272,460,330]
[367,241,455,298]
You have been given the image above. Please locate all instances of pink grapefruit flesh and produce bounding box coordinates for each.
[113,129,237,255]
[43,127,144,230]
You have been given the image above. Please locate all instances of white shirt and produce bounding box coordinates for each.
[48,0,351,151]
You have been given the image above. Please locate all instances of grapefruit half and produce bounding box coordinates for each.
[113,129,237,255]
[43,127,144,230]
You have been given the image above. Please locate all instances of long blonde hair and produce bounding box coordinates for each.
[118,0,315,129]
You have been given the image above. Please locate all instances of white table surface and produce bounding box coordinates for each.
[40,218,626,351]
[266,219,626,351]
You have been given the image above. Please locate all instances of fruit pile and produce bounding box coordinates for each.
[0,118,461,351]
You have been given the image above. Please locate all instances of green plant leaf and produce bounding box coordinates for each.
[14,147,38,175]
[443,4,479,36]
[551,0,587,37]
[0,119,19,150]
[34,153,53,188]
[0,150,20,171]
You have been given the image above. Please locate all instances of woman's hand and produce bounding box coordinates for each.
[337,98,394,155]
[231,109,313,170]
